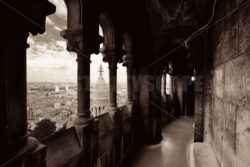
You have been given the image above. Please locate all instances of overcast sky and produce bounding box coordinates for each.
[27,0,126,84]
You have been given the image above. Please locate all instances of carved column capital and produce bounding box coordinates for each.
[62,27,94,126]
[76,51,91,64]
[100,45,116,63]
[122,53,134,67]
[100,45,125,66]
[123,53,135,108]
[61,25,87,54]
[162,67,168,75]
[100,46,120,114]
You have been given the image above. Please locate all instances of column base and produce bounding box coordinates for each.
[73,120,99,167]
[107,105,118,112]
[127,101,134,112]
[106,105,118,121]
[73,115,94,126]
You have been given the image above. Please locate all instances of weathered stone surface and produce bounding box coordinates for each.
[121,106,132,134]
[241,55,250,110]
[96,113,114,154]
[208,2,250,166]
[139,75,150,141]
[221,145,236,167]
[214,66,224,98]
[239,2,250,54]
[204,95,212,143]
[194,93,204,142]
[203,71,213,143]
[214,32,225,66]
[236,107,250,167]
[221,101,237,167]
[211,97,224,161]
[224,55,250,109]
[213,0,226,66]
[225,57,243,105]
[223,9,239,62]
[223,101,237,150]
[236,157,250,167]
[43,128,82,167]
[191,143,220,167]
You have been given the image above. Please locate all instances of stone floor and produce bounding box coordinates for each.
[128,117,194,167]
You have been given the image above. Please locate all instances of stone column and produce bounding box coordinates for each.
[123,53,134,107]
[149,70,163,144]
[60,35,95,167]
[162,71,167,100]
[73,50,95,166]
[160,70,167,121]
[6,35,29,153]
[74,53,94,126]
[61,27,94,126]
[0,1,55,166]
[194,71,205,142]
[109,61,118,112]
[123,32,135,109]
[100,46,118,114]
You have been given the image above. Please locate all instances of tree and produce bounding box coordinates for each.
[31,119,56,140]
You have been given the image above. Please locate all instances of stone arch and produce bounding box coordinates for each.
[64,0,83,29]
[122,32,134,66]
[99,13,115,47]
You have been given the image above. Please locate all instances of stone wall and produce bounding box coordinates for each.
[205,1,250,166]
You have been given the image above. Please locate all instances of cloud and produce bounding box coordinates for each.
[27,0,76,83]
[27,0,127,83]
[49,0,67,18]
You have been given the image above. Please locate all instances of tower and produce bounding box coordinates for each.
[91,64,109,116]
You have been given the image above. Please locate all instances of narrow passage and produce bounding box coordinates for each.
[129,117,194,167]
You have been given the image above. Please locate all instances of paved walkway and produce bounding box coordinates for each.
[129,117,194,167]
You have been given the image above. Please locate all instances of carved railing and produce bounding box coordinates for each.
[1,105,135,167]
[93,105,134,167]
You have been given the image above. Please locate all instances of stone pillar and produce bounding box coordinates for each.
[60,1,102,166]
[194,71,205,142]
[162,71,167,100]
[100,46,118,114]
[1,0,55,165]
[109,61,118,111]
[74,53,94,126]
[149,70,163,144]
[161,70,168,122]
[7,35,29,153]
[123,32,135,111]
[60,0,97,126]
[60,38,95,167]
[123,53,134,107]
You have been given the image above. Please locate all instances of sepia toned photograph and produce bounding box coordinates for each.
[1,0,250,166]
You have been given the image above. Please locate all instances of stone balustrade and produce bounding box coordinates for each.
[2,105,135,167]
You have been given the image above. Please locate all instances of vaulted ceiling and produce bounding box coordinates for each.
[64,0,214,73]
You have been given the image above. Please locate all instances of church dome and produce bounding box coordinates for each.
[92,65,109,101]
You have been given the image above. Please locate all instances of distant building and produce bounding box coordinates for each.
[91,65,109,116]
[54,102,61,109]
[65,85,69,92]
[55,85,60,92]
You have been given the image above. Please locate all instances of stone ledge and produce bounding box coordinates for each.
[190,142,220,167]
